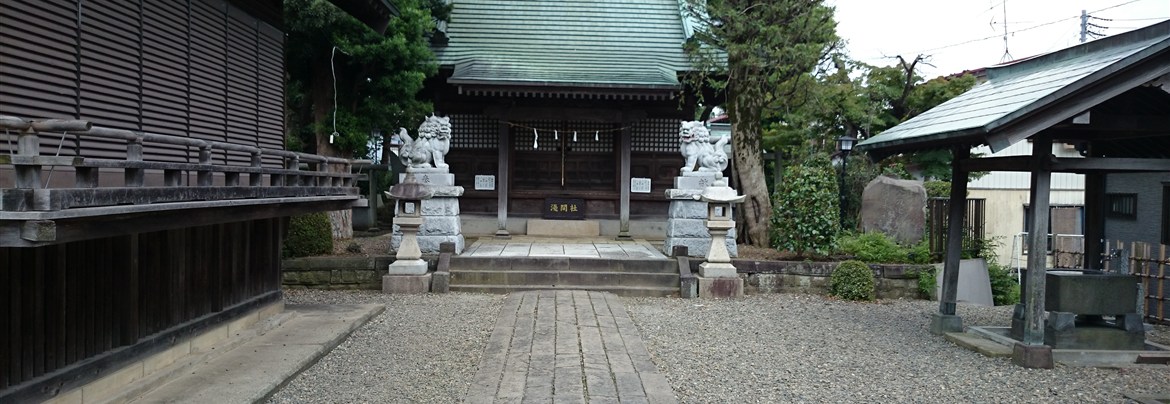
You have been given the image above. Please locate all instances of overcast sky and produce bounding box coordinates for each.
[831,0,1170,78]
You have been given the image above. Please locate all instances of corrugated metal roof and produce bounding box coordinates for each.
[857,20,1170,157]
[434,0,694,89]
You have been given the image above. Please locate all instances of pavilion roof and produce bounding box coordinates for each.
[856,20,1170,160]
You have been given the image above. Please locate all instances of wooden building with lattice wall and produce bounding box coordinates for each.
[427,0,710,237]
[0,0,393,400]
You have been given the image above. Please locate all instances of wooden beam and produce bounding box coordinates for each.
[496,121,511,238]
[1053,112,1170,133]
[617,125,632,239]
[1023,137,1053,346]
[1083,173,1106,269]
[959,156,1170,173]
[1053,157,1170,172]
[939,146,970,319]
[0,198,354,247]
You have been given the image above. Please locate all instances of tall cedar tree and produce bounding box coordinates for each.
[684,0,839,247]
[284,0,447,161]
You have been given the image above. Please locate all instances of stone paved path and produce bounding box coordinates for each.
[465,290,677,404]
[462,237,666,260]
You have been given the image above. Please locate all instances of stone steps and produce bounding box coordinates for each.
[449,284,679,298]
[448,257,679,297]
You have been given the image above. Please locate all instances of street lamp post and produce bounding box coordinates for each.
[836,135,857,230]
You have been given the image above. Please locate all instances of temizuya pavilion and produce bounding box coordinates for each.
[856,20,1170,368]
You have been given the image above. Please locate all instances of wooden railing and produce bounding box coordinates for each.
[0,116,359,246]
[0,116,357,212]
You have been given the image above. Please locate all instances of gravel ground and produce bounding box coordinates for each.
[267,289,505,404]
[624,294,1170,403]
[267,289,1168,403]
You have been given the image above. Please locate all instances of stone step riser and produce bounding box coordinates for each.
[449,285,678,298]
[450,270,678,289]
[450,257,675,274]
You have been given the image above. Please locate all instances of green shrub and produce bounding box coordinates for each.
[923,180,951,198]
[916,266,937,299]
[284,212,333,258]
[987,262,1020,306]
[772,155,839,257]
[838,232,903,263]
[838,232,935,264]
[830,260,875,301]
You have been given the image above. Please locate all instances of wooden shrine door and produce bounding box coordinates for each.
[511,121,618,192]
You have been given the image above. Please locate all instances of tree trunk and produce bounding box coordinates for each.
[727,80,773,247]
[310,59,353,240]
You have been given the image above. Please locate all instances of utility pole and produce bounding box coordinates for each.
[1080,9,1106,43]
[1080,10,1088,43]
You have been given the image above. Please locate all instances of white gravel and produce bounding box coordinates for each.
[267,290,1168,403]
[624,294,1170,403]
[267,289,504,404]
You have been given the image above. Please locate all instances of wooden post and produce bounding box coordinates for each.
[496,121,511,238]
[617,125,632,240]
[125,138,144,187]
[15,130,41,188]
[197,146,212,186]
[249,151,262,186]
[1082,172,1105,269]
[934,146,969,333]
[1023,137,1053,346]
[1159,244,1166,322]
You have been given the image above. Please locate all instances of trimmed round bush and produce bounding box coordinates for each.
[830,260,876,301]
[284,212,333,258]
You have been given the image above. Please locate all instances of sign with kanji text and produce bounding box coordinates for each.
[542,197,586,220]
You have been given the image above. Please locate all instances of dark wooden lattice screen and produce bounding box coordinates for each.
[446,114,500,188]
[450,114,499,149]
[630,118,682,190]
[631,119,678,152]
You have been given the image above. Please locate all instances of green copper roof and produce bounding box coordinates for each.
[856,20,1170,158]
[433,0,695,90]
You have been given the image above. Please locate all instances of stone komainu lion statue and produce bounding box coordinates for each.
[678,120,729,174]
[399,115,452,169]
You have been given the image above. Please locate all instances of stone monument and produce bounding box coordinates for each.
[859,176,926,245]
[664,121,737,257]
[390,115,465,254]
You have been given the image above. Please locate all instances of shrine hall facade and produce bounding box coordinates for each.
[426,0,713,237]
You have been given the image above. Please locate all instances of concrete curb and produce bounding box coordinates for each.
[131,303,385,403]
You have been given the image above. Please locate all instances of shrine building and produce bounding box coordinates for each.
[426,0,715,238]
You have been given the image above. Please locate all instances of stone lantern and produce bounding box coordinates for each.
[697,179,745,298]
[383,173,434,293]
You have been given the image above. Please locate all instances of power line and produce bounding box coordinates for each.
[1089,0,1143,14]
[920,15,1077,53]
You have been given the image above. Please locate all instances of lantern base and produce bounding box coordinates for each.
[388,259,428,275]
[699,262,737,278]
[383,273,432,294]
[698,276,743,298]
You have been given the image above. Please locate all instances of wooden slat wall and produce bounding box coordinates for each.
[142,1,192,162]
[0,0,79,156]
[189,0,229,150]
[0,0,285,167]
[224,6,260,166]
[0,218,283,391]
[79,0,143,159]
[256,23,286,167]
